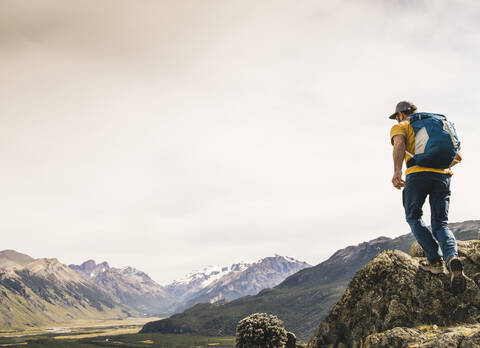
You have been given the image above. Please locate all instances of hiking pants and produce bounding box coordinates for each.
[402,171,458,263]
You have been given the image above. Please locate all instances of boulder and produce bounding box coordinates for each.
[364,324,480,347]
[307,244,480,348]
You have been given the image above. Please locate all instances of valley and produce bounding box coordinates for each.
[0,317,161,338]
[0,317,236,348]
[0,326,235,348]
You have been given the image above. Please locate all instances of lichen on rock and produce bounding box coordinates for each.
[364,324,480,347]
[307,244,480,348]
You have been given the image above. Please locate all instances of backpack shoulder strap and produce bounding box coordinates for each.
[409,112,445,124]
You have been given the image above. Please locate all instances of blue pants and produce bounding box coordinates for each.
[402,171,458,263]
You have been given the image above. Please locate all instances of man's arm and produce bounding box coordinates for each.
[450,152,462,167]
[392,134,406,190]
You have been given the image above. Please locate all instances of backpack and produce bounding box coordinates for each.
[406,113,460,169]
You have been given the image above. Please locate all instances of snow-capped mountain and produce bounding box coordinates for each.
[0,250,311,328]
[69,260,174,315]
[166,255,311,312]
[165,262,250,301]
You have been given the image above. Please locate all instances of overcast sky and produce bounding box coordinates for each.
[1,0,479,285]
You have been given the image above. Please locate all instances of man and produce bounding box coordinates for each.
[389,101,467,294]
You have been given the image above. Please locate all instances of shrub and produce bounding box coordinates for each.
[235,313,287,348]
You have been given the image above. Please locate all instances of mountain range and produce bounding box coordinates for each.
[4,220,478,338]
[140,220,480,340]
[0,250,309,331]
[69,260,175,316]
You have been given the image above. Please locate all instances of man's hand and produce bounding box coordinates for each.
[392,169,405,190]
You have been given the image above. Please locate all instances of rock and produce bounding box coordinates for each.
[364,324,480,347]
[307,248,480,348]
[409,240,480,260]
[364,326,427,347]
[409,241,425,258]
[286,331,296,348]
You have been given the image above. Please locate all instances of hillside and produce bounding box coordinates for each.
[0,250,35,267]
[0,251,136,330]
[70,260,175,316]
[140,220,480,340]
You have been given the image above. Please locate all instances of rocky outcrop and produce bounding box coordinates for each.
[364,324,480,347]
[307,240,480,348]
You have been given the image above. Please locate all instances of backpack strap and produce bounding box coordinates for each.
[406,151,416,168]
[441,119,460,151]
[409,113,446,124]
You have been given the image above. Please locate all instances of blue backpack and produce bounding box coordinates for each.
[406,113,460,169]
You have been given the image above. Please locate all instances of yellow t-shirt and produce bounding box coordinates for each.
[390,120,453,176]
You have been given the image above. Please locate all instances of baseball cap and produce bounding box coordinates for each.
[388,101,417,119]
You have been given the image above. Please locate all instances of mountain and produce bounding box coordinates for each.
[165,263,250,302]
[167,255,311,313]
[140,220,480,340]
[163,255,311,315]
[69,260,174,316]
[1,249,310,330]
[307,240,480,347]
[0,251,135,330]
[0,250,35,268]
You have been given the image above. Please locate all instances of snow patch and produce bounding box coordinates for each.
[171,263,250,288]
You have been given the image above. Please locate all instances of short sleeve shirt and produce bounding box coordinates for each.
[390,120,453,176]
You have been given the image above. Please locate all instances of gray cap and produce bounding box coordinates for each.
[389,101,417,119]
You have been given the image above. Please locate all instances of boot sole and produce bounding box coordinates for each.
[419,265,445,274]
[449,258,467,294]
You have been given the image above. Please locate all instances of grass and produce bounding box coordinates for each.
[0,332,235,348]
[0,319,235,347]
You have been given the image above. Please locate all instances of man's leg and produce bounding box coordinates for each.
[429,173,458,263]
[430,173,466,294]
[403,173,443,262]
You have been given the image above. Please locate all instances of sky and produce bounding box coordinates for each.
[1,0,480,285]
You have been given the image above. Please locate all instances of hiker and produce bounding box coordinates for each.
[389,101,467,294]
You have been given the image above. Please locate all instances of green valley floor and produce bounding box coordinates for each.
[0,332,235,348]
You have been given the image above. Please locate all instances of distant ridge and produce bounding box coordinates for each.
[0,249,35,267]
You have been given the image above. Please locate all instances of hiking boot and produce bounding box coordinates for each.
[419,259,446,274]
[447,256,467,294]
